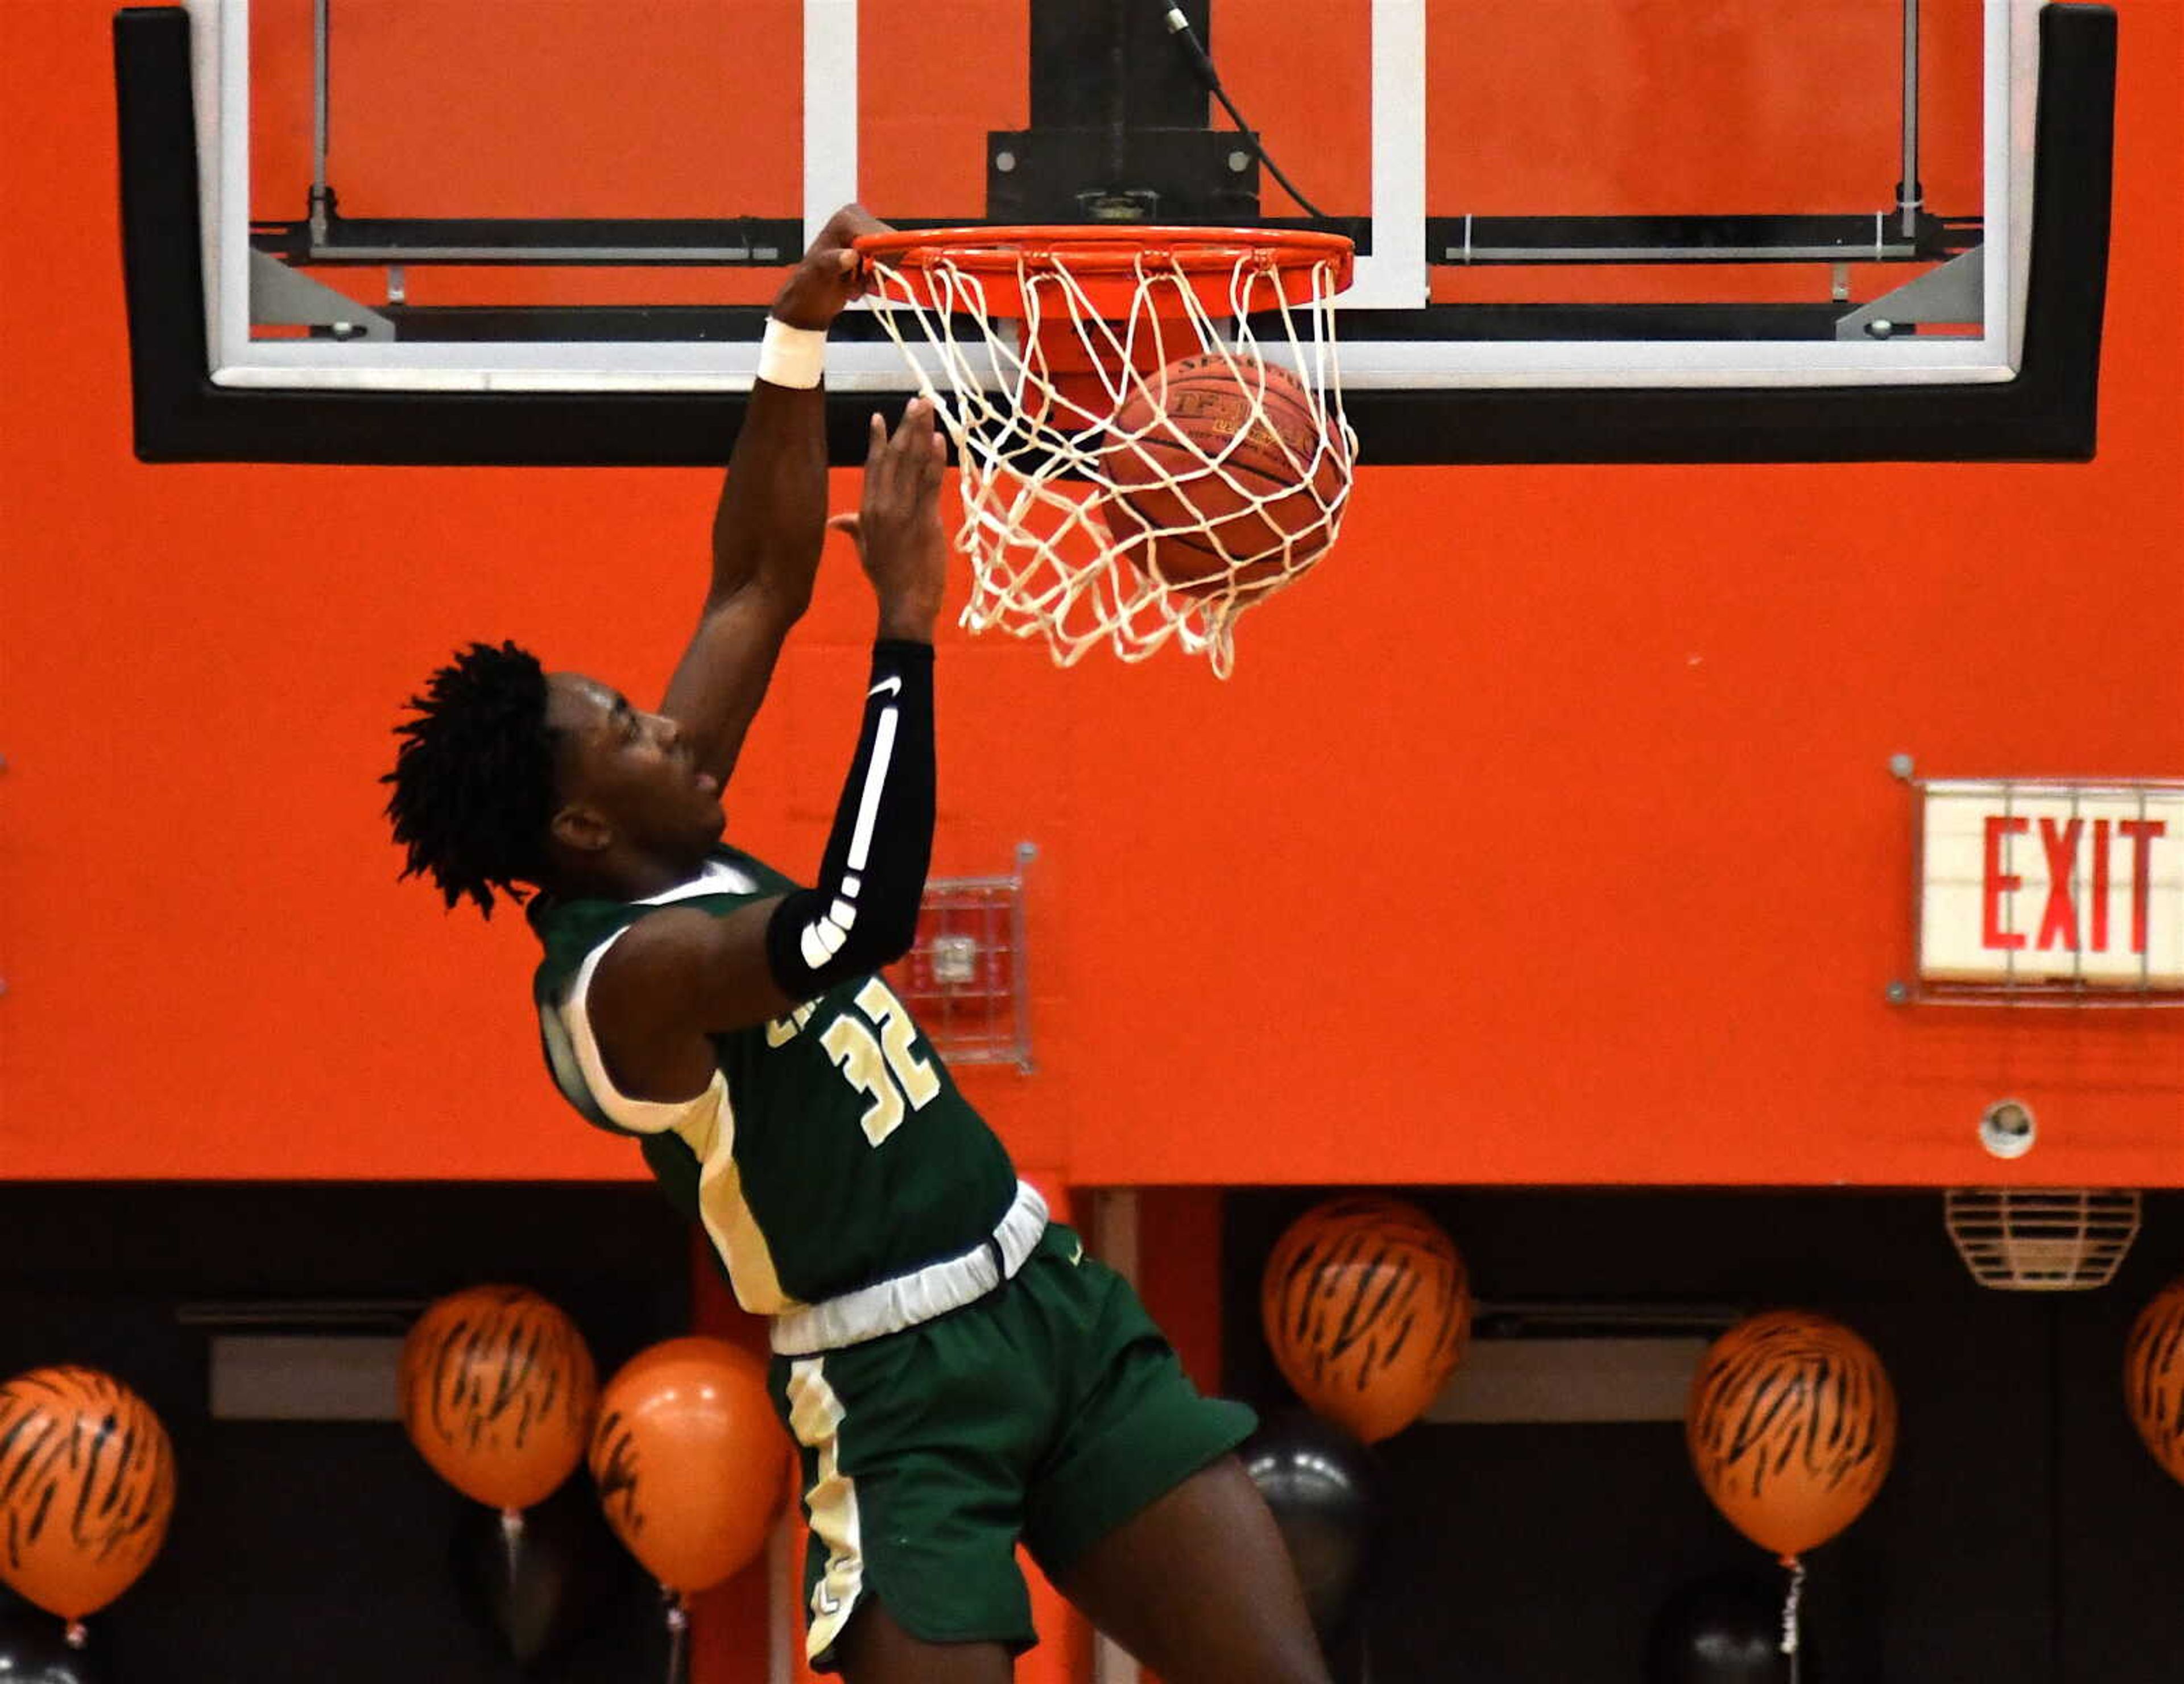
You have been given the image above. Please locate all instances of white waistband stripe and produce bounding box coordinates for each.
[770,1181,1049,1356]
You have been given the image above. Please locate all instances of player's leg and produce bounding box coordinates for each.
[1014,1231,1331,1684]
[777,1339,1043,1684]
[833,1601,1015,1684]
[1052,1454,1330,1684]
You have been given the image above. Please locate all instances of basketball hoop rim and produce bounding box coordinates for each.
[853,225,1354,320]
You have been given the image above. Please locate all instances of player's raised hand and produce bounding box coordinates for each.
[772,203,890,330]
[848,398,950,641]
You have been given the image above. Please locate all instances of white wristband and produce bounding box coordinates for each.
[756,317,828,389]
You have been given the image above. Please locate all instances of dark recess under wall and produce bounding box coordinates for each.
[0,1182,691,1684]
[1223,1188,2184,1684]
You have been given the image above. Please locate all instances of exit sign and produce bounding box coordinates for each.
[1917,780,2184,998]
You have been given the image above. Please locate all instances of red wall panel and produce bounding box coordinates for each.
[0,1,2177,1191]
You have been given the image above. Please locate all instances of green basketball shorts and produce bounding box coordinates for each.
[771,1224,1258,1670]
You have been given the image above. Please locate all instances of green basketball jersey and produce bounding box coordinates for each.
[530,847,1019,1314]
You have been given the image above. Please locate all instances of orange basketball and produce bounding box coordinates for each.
[1099,353,1349,598]
[1686,1310,1896,1560]
[1260,1195,1471,1444]
[2124,1278,2184,1489]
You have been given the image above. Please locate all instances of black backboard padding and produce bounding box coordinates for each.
[115,5,2114,467]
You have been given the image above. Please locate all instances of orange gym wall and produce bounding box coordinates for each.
[2,0,2182,1198]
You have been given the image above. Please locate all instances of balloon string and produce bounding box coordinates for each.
[500,1506,524,1588]
[664,1587,690,1684]
[1779,1553,1807,1681]
[65,1620,88,1650]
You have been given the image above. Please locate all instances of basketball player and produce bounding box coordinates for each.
[383,206,1331,1684]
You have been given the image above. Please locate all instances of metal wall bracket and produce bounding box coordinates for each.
[887,843,1037,1071]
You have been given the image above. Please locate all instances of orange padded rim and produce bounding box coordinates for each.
[852,225,1354,319]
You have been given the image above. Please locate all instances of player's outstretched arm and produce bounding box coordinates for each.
[585,401,950,1101]
[657,203,890,785]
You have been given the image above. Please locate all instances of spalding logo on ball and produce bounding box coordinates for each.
[1101,353,1350,600]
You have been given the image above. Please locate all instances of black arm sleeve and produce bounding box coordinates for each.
[763,639,935,1001]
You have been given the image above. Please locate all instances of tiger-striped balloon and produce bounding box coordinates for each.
[2124,1278,2184,1490]
[1260,1195,1471,1443]
[399,1285,599,1512]
[1686,1310,1896,1560]
[587,1336,787,1595]
[0,1365,175,1624]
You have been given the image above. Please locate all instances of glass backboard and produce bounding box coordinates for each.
[115,1,2116,461]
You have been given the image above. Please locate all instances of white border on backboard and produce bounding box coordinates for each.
[191,0,2037,394]
[1339,0,2031,390]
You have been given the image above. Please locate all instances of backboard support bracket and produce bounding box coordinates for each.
[1836,247,1985,340]
[249,248,393,341]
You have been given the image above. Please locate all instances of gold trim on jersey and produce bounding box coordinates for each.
[558,930,800,1315]
[681,1091,797,1316]
[786,1357,864,1661]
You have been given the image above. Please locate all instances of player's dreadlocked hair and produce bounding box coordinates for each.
[383,641,560,918]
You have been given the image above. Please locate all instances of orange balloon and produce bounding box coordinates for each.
[2124,1278,2184,1488]
[1260,1195,1472,1444]
[0,1367,175,1623]
[588,1336,789,1594]
[399,1286,599,1512]
[1686,1310,1896,1559]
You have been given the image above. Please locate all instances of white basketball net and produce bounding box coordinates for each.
[861,243,1355,678]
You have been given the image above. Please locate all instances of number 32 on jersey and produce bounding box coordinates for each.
[767,979,939,1146]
